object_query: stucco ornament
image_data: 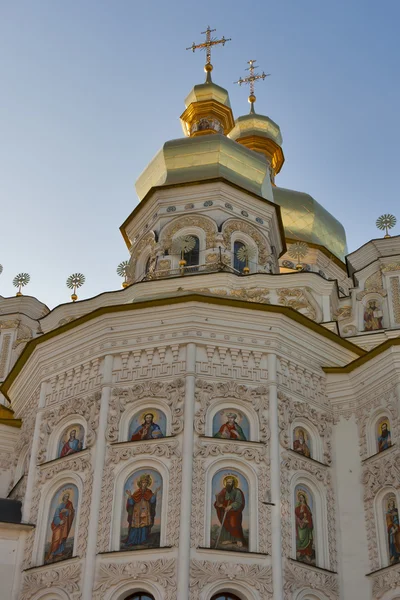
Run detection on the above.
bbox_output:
[190,559,273,599]
[20,561,81,600]
[37,391,101,464]
[93,558,176,600]
[284,559,338,600]
[277,287,319,321]
[107,378,185,442]
[160,215,217,251]
[371,564,400,598]
[127,230,157,281]
[191,286,271,304]
[222,218,270,266]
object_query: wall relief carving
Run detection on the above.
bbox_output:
[284,559,339,600]
[371,564,400,599]
[160,215,217,251]
[277,287,319,321]
[20,559,81,600]
[222,219,270,266]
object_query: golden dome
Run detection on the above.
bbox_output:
[273,186,348,261]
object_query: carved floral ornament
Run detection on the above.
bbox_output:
[222,218,270,265]
[284,559,339,600]
[371,564,400,599]
[355,389,399,460]
[97,439,182,553]
[21,561,82,600]
[37,391,101,464]
[127,230,157,278]
[160,214,218,251]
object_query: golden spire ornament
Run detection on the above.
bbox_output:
[66,273,85,302]
[236,244,256,274]
[13,273,30,296]
[376,214,396,238]
[288,242,308,271]
[234,60,269,114]
[186,26,231,82]
[171,235,196,273]
[117,261,130,288]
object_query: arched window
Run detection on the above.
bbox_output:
[125,594,155,600]
[211,594,242,600]
[184,236,200,267]
[233,240,246,272]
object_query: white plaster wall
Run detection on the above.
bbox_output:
[0,525,20,600]
[333,415,371,600]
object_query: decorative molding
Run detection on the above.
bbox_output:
[334,305,352,321]
[191,286,271,304]
[107,378,185,442]
[37,391,101,463]
[356,288,387,300]
[277,358,327,405]
[278,390,333,464]
[20,561,82,600]
[127,230,157,279]
[371,564,400,599]
[222,219,270,266]
[381,263,400,273]
[97,439,181,552]
[280,452,337,571]
[284,559,339,600]
[0,333,12,379]
[190,559,273,599]
[194,379,269,442]
[390,276,400,323]
[44,359,101,405]
[355,388,399,460]
[160,215,217,251]
[277,288,318,321]
[93,558,176,600]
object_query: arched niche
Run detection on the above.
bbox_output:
[111,458,169,552]
[231,232,259,274]
[359,293,386,332]
[293,591,330,600]
[169,226,205,270]
[202,580,257,600]
[31,591,71,600]
[128,231,157,282]
[32,472,83,567]
[47,414,87,462]
[106,580,163,600]
[159,214,218,255]
[119,400,171,442]
[205,458,258,553]
[290,473,330,570]
[222,218,270,267]
[367,409,393,456]
[290,419,322,462]
[207,402,255,442]
[374,486,400,567]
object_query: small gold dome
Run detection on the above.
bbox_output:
[180,77,234,138]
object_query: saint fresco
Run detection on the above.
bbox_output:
[212,410,249,441]
[295,485,316,565]
[57,425,84,459]
[293,427,311,458]
[385,494,400,564]
[377,418,392,453]
[128,410,166,441]
[120,469,162,550]
[44,484,78,564]
[211,470,249,551]
[364,300,383,331]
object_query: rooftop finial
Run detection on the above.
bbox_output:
[186,26,231,83]
[234,60,269,113]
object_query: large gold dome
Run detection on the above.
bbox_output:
[273,186,348,261]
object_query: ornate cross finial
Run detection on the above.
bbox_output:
[234,60,269,113]
[186,26,231,82]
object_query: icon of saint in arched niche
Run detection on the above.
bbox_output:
[295,485,316,565]
[128,410,166,441]
[211,470,249,551]
[293,427,312,458]
[212,409,249,441]
[377,417,392,453]
[44,484,78,564]
[120,469,162,550]
[385,493,400,564]
[57,424,84,458]
[364,299,384,331]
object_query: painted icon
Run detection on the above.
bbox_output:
[58,424,84,458]
[293,427,312,458]
[364,299,383,331]
[128,410,166,441]
[295,485,316,565]
[385,493,400,564]
[212,410,249,441]
[44,484,78,564]
[377,417,392,453]
[211,470,249,551]
[120,469,162,550]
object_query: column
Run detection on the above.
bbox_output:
[82,354,114,600]
[268,352,284,600]
[177,342,196,600]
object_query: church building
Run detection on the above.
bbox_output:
[0,28,399,600]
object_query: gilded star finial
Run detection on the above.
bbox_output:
[376,214,396,238]
[186,26,231,83]
[234,60,270,114]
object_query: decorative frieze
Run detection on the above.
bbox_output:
[20,561,82,600]
[371,564,400,599]
[112,347,186,384]
[0,333,12,379]
[277,358,327,404]
[390,276,400,323]
[45,359,101,405]
[277,287,319,321]
[284,559,339,600]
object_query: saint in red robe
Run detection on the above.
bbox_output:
[214,486,245,545]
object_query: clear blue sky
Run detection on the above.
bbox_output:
[1,0,399,308]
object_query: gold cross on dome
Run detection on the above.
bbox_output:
[187,26,231,79]
[234,60,270,112]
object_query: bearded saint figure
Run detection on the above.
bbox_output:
[45,492,75,563]
[214,413,247,441]
[130,413,163,441]
[295,491,315,564]
[124,474,160,547]
[378,422,392,452]
[386,498,400,564]
[214,475,246,548]
[60,429,83,458]
[364,300,383,331]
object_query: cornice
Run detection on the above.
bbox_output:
[0,292,365,402]
[323,337,400,373]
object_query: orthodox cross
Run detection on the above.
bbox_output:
[234,60,269,112]
[187,26,231,81]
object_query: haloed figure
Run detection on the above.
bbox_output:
[130,413,163,441]
[214,413,247,441]
[124,474,160,547]
[45,492,75,563]
[295,491,315,564]
[214,475,246,548]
